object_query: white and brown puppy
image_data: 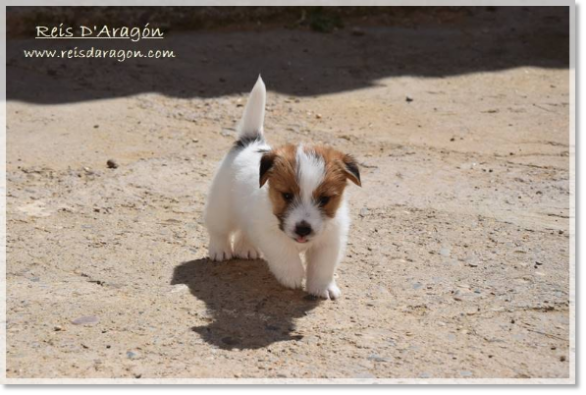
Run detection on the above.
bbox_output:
[204,76,360,299]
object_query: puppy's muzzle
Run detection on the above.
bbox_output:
[294,221,313,243]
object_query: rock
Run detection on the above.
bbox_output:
[126,350,140,359]
[71,316,99,326]
[439,247,451,257]
[351,27,365,36]
[170,284,188,293]
[106,159,118,169]
[406,96,414,103]
[464,255,479,267]
[367,354,390,362]
[17,201,52,218]
[359,207,369,217]
[459,370,473,377]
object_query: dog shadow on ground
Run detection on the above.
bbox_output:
[171,258,320,350]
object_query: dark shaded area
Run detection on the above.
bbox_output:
[171,258,320,350]
[3,6,511,36]
[7,6,569,104]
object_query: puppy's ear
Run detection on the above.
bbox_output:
[259,152,276,187]
[341,154,361,186]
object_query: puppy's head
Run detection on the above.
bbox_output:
[259,144,361,243]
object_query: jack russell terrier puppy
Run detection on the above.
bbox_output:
[204,76,361,299]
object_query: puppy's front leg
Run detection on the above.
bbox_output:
[306,238,343,300]
[258,235,305,289]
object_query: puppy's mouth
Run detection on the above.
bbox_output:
[295,236,309,244]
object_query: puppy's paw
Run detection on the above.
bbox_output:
[307,282,341,300]
[233,240,260,260]
[208,240,233,261]
[273,264,305,290]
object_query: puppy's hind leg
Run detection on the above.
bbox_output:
[204,170,234,262]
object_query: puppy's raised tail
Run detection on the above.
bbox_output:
[235,75,266,147]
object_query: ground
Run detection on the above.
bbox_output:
[5,7,571,380]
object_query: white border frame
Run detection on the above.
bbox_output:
[0,0,577,385]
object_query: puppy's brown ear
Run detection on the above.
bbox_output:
[259,152,276,187]
[342,154,361,186]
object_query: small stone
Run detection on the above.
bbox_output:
[406,96,414,103]
[315,113,322,119]
[560,356,566,362]
[170,284,188,293]
[439,247,451,257]
[71,316,99,326]
[54,325,63,331]
[127,350,140,359]
[367,354,390,362]
[359,207,369,217]
[351,27,365,36]
[93,125,99,129]
[106,159,118,169]
[459,370,473,377]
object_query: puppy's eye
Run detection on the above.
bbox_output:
[282,193,293,202]
[318,196,331,206]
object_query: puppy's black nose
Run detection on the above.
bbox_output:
[295,222,312,237]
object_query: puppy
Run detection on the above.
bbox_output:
[203,76,361,299]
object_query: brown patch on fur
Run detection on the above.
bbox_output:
[260,144,361,223]
[261,144,300,226]
[310,146,360,218]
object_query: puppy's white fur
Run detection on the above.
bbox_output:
[203,76,351,299]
